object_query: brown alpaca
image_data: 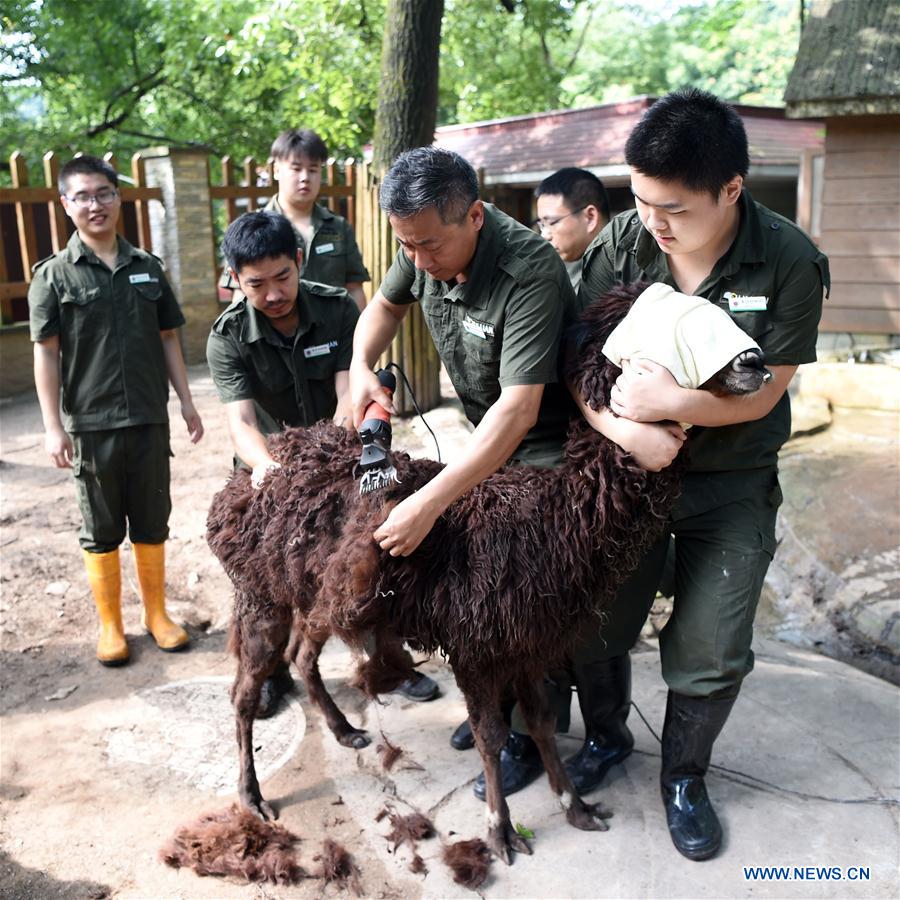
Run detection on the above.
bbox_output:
[206,283,770,863]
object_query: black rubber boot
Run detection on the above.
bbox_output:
[393,671,440,702]
[660,690,737,861]
[473,730,544,801]
[564,654,634,795]
[255,660,294,720]
[450,718,475,750]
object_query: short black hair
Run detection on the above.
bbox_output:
[58,155,118,195]
[379,146,479,224]
[535,167,610,221]
[270,129,329,163]
[624,88,749,198]
[222,211,298,274]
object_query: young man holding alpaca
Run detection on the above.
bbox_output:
[349,146,580,795]
[575,88,829,860]
[29,155,204,667]
[218,129,369,311]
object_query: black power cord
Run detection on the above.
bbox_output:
[382,362,442,463]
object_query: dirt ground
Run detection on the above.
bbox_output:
[1,364,896,898]
[0,366,456,899]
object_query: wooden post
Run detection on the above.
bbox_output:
[42,152,69,253]
[103,153,127,237]
[345,161,355,228]
[11,153,39,284]
[131,153,153,250]
[243,157,258,211]
[325,161,337,212]
[222,156,238,223]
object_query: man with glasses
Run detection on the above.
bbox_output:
[349,146,579,795]
[534,167,610,293]
[29,155,204,667]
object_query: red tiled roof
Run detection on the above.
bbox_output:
[434,97,824,181]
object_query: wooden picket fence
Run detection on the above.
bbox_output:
[0,151,161,325]
[355,161,441,413]
[210,155,357,227]
[1,149,441,413]
[211,155,441,413]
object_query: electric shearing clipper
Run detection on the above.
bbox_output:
[357,368,402,495]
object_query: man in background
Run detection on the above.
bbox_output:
[219,128,369,310]
[534,167,610,293]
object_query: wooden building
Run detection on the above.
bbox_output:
[785,0,900,336]
[433,97,824,229]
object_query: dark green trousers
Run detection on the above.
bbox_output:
[512,467,782,732]
[72,424,172,553]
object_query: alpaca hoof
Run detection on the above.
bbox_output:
[567,799,612,831]
[487,822,532,865]
[338,729,371,749]
[243,795,277,821]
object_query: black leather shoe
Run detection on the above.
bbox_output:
[255,662,294,720]
[473,731,544,801]
[663,775,722,860]
[450,718,475,750]
[564,733,633,795]
[394,671,439,702]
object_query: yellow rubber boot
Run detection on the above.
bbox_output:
[83,548,129,666]
[133,542,189,652]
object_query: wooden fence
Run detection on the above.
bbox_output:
[210,155,440,413]
[1,150,441,412]
[0,152,162,326]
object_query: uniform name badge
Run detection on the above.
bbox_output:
[129,273,157,284]
[724,291,768,312]
[304,341,335,358]
[315,243,335,254]
[462,314,495,340]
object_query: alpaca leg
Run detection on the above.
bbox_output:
[294,631,370,749]
[231,605,291,820]
[458,676,531,864]
[514,677,612,832]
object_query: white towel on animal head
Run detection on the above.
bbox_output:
[601,282,761,389]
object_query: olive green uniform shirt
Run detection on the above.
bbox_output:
[28,233,185,432]
[207,281,359,436]
[219,197,369,296]
[580,190,829,475]
[379,203,579,465]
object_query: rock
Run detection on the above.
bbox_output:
[789,394,831,438]
[849,600,900,656]
[44,685,78,702]
[45,580,70,597]
[187,571,201,588]
[796,362,900,412]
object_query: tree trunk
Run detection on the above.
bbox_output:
[372,0,444,174]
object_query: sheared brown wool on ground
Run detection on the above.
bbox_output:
[376,732,404,771]
[385,811,435,851]
[443,838,494,888]
[312,837,362,895]
[208,283,771,863]
[159,804,305,885]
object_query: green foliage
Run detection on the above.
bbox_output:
[439,0,590,123]
[1,0,801,184]
[1,0,383,178]
[514,822,535,839]
[562,0,801,108]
